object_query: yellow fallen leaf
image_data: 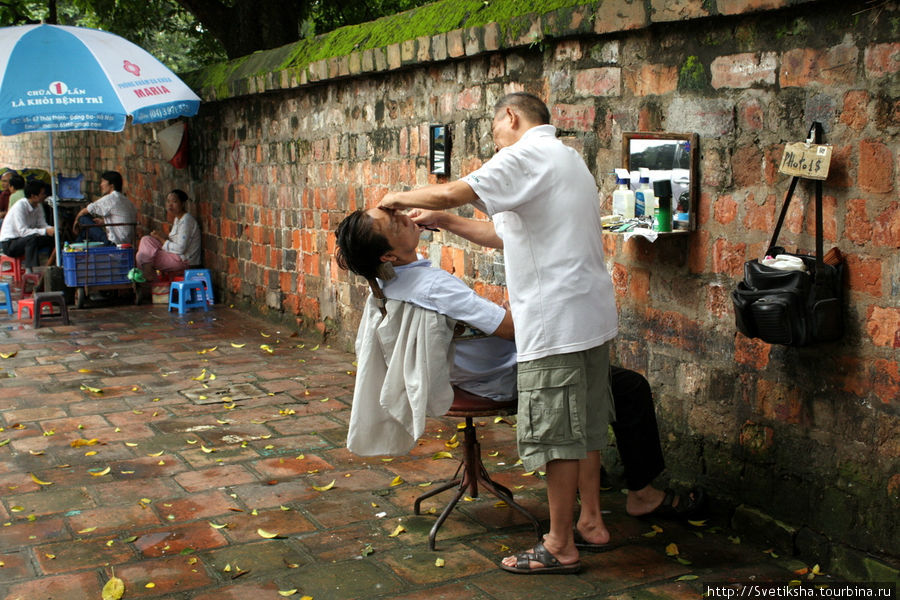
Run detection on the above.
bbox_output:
[487,451,499,457]
[45,553,56,559]
[665,543,679,556]
[215,418,229,424]
[101,576,125,600]
[1,351,18,359]
[494,501,508,508]
[522,471,534,477]
[125,442,138,447]
[209,522,228,529]
[148,451,164,457]
[230,342,246,348]
[77,526,97,534]
[652,525,664,533]
[380,458,393,462]
[70,438,99,447]
[197,346,217,354]
[209,373,217,381]
[257,528,279,539]
[192,369,208,381]
[223,563,232,572]
[435,557,445,567]
[140,498,152,504]
[91,466,111,477]
[432,451,453,460]
[312,480,335,492]
[676,574,699,581]
[687,519,707,527]
[30,473,53,486]
[157,460,165,465]
[80,384,103,394]
[388,524,406,537]
[390,476,404,486]
[295,454,305,460]
[77,368,93,373]
[278,591,297,597]
[811,564,824,576]
[260,344,273,353]
[0,439,9,447]
[145,582,155,588]
[200,445,214,453]
[418,482,432,487]
[29,450,44,456]
[310,344,319,351]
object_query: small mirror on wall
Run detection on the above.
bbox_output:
[430,124,450,176]
[623,131,698,231]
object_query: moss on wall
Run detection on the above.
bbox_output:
[185,0,592,98]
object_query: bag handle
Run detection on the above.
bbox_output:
[766,122,825,272]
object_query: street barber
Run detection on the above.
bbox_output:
[379,91,618,574]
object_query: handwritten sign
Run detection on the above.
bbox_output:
[778,142,832,180]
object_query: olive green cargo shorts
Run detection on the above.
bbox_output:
[516,342,614,473]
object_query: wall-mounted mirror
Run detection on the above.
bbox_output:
[430,124,450,176]
[623,132,698,232]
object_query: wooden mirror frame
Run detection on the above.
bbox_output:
[622,131,699,232]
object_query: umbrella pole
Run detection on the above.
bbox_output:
[48,131,61,267]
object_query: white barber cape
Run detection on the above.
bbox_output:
[347,295,456,456]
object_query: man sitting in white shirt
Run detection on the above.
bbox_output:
[0,180,55,273]
[74,170,136,245]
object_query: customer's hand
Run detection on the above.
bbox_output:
[45,226,55,236]
[409,209,442,230]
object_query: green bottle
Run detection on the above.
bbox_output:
[652,180,672,233]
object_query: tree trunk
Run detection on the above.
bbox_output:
[177,0,304,59]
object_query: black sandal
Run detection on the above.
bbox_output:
[500,541,582,575]
[641,488,706,521]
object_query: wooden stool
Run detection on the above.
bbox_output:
[414,386,542,550]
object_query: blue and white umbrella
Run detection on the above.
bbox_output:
[0,23,201,263]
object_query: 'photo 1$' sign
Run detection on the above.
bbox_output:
[778,142,832,180]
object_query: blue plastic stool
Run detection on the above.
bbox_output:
[184,269,214,305]
[168,280,208,314]
[0,282,12,315]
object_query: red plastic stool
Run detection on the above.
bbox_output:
[18,296,54,320]
[0,254,24,286]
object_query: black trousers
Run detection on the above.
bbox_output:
[1,234,55,269]
[610,365,666,491]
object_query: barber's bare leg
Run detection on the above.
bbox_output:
[501,458,580,569]
[575,450,610,545]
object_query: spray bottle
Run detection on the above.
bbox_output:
[612,168,635,219]
[634,168,656,218]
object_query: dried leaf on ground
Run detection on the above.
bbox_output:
[312,480,335,492]
[101,576,125,600]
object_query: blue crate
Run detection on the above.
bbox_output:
[63,246,134,287]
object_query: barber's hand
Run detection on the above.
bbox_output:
[380,192,400,210]
[409,209,442,230]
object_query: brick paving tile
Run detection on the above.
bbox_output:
[0,305,830,599]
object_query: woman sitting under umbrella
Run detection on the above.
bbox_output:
[135,189,200,281]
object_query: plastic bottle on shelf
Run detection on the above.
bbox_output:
[652,179,673,232]
[611,168,635,219]
[634,168,656,218]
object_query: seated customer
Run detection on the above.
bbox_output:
[7,173,25,209]
[0,180,54,273]
[335,207,704,522]
[74,170,136,245]
[135,189,201,281]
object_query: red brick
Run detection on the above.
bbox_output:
[35,537,133,574]
[826,144,854,189]
[155,489,238,522]
[554,40,583,61]
[844,253,883,297]
[872,201,900,248]
[713,194,737,224]
[574,67,622,97]
[844,198,873,245]
[712,237,746,276]
[629,267,651,304]
[717,0,788,14]
[873,359,900,405]
[0,518,69,549]
[866,306,900,348]
[134,521,228,558]
[687,229,710,273]
[4,571,102,600]
[734,334,771,369]
[858,139,894,194]
[611,262,628,299]
[113,554,216,597]
[457,86,482,111]
[732,144,763,188]
[594,0,647,33]
[651,0,711,21]
[624,64,678,96]
[780,44,858,87]
[68,503,161,537]
[864,42,900,78]
[803,194,837,243]
[764,146,783,185]
[840,90,870,131]
[739,97,765,131]
[174,464,257,492]
[711,52,777,88]
[705,283,731,322]
[551,103,596,131]
[222,507,318,543]
[756,379,803,424]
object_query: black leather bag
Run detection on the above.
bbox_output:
[731,123,843,347]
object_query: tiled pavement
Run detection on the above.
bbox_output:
[0,299,834,599]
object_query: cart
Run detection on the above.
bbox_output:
[63,243,137,308]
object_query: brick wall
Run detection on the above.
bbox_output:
[0,0,897,571]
